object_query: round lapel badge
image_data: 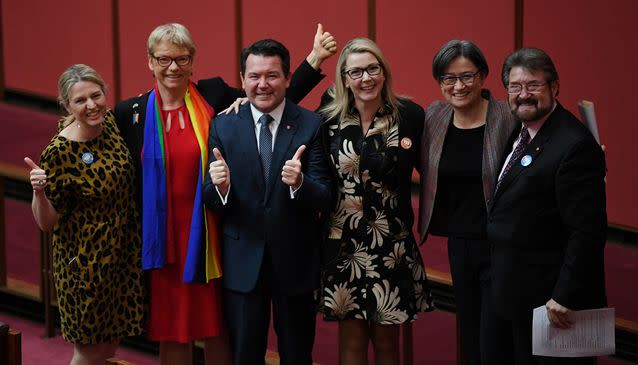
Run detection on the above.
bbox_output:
[82,152,95,165]
[400,137,413,150]
[520,154,532,167]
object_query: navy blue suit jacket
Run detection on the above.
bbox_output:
[203,101,332,295]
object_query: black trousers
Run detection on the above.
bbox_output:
[447,236,491,365]
[223,251,316,365]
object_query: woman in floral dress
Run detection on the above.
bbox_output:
[318,38,434,365]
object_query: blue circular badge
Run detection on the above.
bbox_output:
[82,152,94,165]
[520,154,532,167]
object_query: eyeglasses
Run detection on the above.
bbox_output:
[439,70,481,86]
[343,63,383,80]
[152,55,192,67]
[507,82,547,94]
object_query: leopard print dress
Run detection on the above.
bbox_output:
[39,110,144,344]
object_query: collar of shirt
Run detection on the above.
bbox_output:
[250,100,286,131]
[522,101,557,140]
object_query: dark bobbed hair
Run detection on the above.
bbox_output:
[240,39,290,76]
[501,47,559,87]
[432,40,489,80]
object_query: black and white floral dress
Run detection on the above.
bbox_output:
[320,102,434,324]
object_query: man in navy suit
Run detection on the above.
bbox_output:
[203,39,331,365]
[483,48,607,364]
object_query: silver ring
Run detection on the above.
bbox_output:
[38,179,45,186]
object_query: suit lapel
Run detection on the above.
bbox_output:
[492,111,559,202]
[237,104,266,194]
[481,98,519,206]
[266,100,299,201]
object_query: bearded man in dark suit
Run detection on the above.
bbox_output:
[483,47,607,365]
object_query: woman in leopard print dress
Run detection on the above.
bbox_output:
[25,64,143,364]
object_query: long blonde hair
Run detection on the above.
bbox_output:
[57,64,107,128]
[319,38,402,122]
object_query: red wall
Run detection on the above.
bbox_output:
[377,0,515,107]
[2,0,115,104]
[523,0,638,229]
[1,0,637,229]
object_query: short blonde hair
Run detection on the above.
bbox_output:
[147,23,196,57]
[319,38,401,122]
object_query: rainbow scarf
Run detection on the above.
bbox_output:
[141,82,222,283]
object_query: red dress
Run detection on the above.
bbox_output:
[147,105,223,342]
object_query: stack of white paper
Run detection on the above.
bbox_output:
[532,306,615,357]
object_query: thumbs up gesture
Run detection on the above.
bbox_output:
[282,145,306,189]
[24,157,47,192]
[209,148,230,195]
[306,23,338,69]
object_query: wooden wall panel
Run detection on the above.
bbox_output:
[241,0,368,110]
[377,0,515,108]
[2,0,115,104]
[117,0,237,101]
[523,0,638,228]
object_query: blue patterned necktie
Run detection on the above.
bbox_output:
[495,126,530,193]
[258,114,274,185]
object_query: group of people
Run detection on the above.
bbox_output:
[25,20,607,365]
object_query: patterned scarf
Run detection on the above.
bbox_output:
[141,82,222,283]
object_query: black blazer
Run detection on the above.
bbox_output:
[114,60,324,209]
[487,103,607,319]
[203,101,332,295]
[319,95,425,246]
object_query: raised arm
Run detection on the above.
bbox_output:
[287,23,337,104]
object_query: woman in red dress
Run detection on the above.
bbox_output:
[115,23,336,364]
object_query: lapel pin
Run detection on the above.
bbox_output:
[82,152,95,165]
[400,137,413,149]
[521,154,532,167]
[286,125,291,130]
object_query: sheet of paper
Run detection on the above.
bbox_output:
[578,100,601,144]
[532,306,615,357]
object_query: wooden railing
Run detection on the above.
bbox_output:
[0,162,55,337]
